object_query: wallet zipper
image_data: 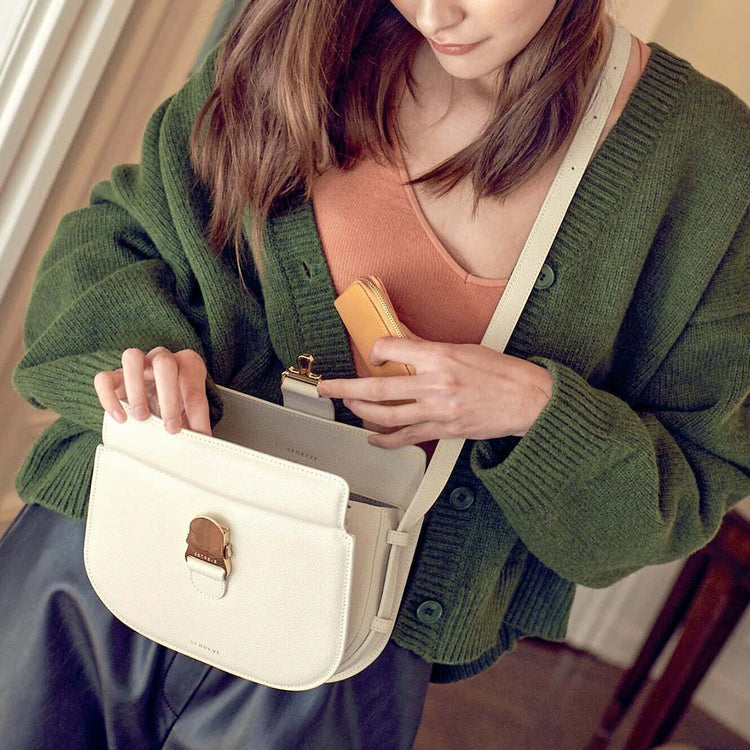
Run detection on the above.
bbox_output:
[361,277,405,339]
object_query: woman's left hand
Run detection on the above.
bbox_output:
[316,323,553,449]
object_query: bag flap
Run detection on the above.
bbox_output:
[85,445,354,690]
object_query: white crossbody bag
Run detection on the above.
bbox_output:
[83,25,630,691]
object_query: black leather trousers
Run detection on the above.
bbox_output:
[0,504,432,750]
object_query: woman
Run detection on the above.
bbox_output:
[2,0,748,747]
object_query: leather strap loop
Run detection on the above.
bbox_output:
[370,616,394,634]
[186,555,228,599]
[281,377,336,420]
[386,529,410,547]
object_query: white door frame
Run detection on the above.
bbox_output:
[0,0,136,301]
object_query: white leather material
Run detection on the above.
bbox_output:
[84,393,425,689]
[386,530,410,547]
[85,442,356,690]
[211,385,426,511]
[370,617,394,633]
[186,556,228,599]
[84,24,631,690]
[281,377,336,420]
[341,499,401,663]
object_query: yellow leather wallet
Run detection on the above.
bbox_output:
[333,276,416,403]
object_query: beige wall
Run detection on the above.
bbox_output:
[616,0,749,104]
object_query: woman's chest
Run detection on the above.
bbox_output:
[395,35,647,281]
[398,134,565,280]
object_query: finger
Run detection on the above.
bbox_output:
[113,379,127,400]
[121,348,150,419]
[318,374,423,401]
[93,369,127,422]
[143,345,175,413]
[397,320,424,342]
[369,336,438,369]
[149,349,183,433]
[367,421,449,449]
[174,349,211,436]
[343,398,430,429]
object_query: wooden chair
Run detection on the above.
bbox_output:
[585,508,750,750]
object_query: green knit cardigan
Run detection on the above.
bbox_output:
[11,41,750,683]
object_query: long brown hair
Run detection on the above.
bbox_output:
[190,0,612,290]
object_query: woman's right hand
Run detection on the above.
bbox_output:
[93,347,212,436]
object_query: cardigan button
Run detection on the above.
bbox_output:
[534,263,556,289]
[416,600,444,625]
[449,486,475,510]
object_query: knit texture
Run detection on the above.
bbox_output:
[11,40,750,683]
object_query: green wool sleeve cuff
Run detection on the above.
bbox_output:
[469,354,747,588]
[13,418,101,520]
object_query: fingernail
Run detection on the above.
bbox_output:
[111,410,126,423]
[166,418,181,433]
[134,406,149,419]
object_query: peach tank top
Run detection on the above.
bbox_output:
[311,141,508,462]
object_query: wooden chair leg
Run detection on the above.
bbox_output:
[584,550,709,750]
[622,560,750,750]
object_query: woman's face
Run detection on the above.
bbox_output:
[390,0,557,83]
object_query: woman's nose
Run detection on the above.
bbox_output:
[414,0,466,41]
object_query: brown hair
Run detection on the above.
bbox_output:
[190,0,612,290]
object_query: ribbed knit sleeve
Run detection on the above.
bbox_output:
[13,170,222,432]
[11,44,275,519]
[471,208,750,588]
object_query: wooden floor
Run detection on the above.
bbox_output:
[1,498,747,750]
[413,638,750,750]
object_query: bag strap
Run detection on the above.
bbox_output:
[397,23,632,533]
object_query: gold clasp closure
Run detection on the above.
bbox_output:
[185,516,232,578]
[281,353,323,387]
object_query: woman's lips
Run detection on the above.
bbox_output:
[428,38,483,55]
